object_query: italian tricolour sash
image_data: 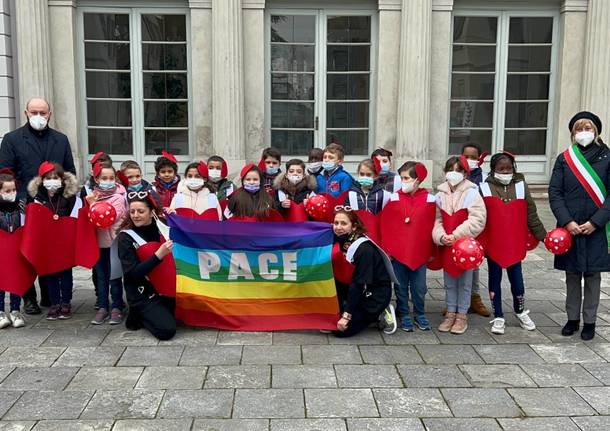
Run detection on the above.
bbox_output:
[564,144,610,244]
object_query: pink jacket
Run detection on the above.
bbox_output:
[94,184,127,248]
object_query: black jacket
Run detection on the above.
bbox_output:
[0,123,76,199]
[548,143,610,272]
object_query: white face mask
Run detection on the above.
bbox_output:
[0,192,16,202]
[208,169,222,181]
[467,159,479,170]
[494,172,513,185]
[445,171,465,187]
[401,181,415,193]
[575,131,595,147]
[307,162,322,173]
[287,175,303,184]
[185,178,204,190]
[28,114,48,131]
[43,179,62,191]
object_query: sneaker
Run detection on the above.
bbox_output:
[94,297,101,311]
[91,308,109,325]
[9,311,25,328]
[46,305,61,321]
[23,299,41,315]
[490,317,506,335]
[58,304,72,320]
[0,312,10,329]
[516,310,536,331]
[414,314,431,331]
[450,313,468,334]
[438,312,456,332]
[382,304,397,335]
[401,315,414,332]
[109,308,123,325]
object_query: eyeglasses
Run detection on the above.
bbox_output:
[334,205,353,212]
[127,191,149,200]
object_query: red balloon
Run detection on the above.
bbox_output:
[305,194,331,222]
[544,227,572,255]
[451,237,485,270]
[526,231,539,251]
[88,201,117,229]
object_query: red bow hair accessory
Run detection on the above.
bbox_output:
[38,161,55,177]
[92,162,103,178]
[161,150,177,164]
[240,163,256,179]
[197,161,209,178]
[459,155,471,174]
[415,163,428,182]
[220,160,228,178]
[372,157,382,175]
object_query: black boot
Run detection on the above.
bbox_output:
[581,323,595,341]
[39,280,50,308]
[23,297,41,315]
[561,320,580,336]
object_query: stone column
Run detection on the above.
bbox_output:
[13,0,53,118]
[375,0,402,152]
[212,0,245,163]
[395,0,432,161]
[581,0,610,130]
[243,0,265,162]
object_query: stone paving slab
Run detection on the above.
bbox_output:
[459,364,536,388]
[111,419,192,431]
[423,418,502,431]
[396,365,471,388]
[234,389,304,418]
[304,389,378,418]
[358,345,423,365]
[0,367,78,391]
[52,347,125,367]
[497,417,581,431]
[117,346,184,367]
[302,346,362,365]
[5,391,93,421]
[157,389,233,419]
[270,418,347,431]
[441,388,522,418]
[520,363,602,387]
[272,365,337,388]
[346,418,425,431]
[335,365,402,388]
[241,345,301,365]
[508,388,597,416]
[178,346,243,366]
[372,388,452,417]
[66,366,143,390]
[191,419,268,431]
[31,420,114,431]
[135,366,207,389]
[80,390,164,420]
[204,365,270,388]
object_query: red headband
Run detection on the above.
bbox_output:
[117,170,129,186]
[92,162,103,178]
[415,163,428,182]
[0,167,14,177]
[372,157,382,175]
[161,150,177,164]
[38,161,55,177]
[90,151,105,166]
[459,155,471,174]
[197,161,209,178]
[257,158,266,172]
[220,160,228,178]
[240,163,256,179]
[478,151,489,167]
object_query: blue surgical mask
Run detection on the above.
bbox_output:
[380,163,390,174]
[244,183,260,193]
[322,161,336,171]
[357,176,374,187]
[98,181,116,190]
[266,166,279,176]
[128,183,143,192]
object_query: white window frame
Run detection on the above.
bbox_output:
[450,7,559,183]
[76,6,193,175]
[264,7,378,163]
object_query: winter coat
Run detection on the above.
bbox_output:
[344,182,389,214]
[0,123,76,198]
[484,173,547,241]
[0,200,25,233]
[209,178,236,201]
[273,172,317,205]
[316,166,353,197]
[153,176,180,208]
[432,179,487,245]
[549,143,610,272]
[27,171,79,217]
[90,184,127,248]
[170,180,222,218]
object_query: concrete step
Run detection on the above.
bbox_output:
[529,184,548,200]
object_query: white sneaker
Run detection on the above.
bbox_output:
[0,312,10,329]
[9,311,25,328]
[490,317,506,335]
[516,310,536,331]
[382,304,398,335]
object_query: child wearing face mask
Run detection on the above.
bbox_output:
[86,164,127,325]
[259,147,282,197]
[227,164,276,221]
[152,151,180,210]
[27,162,80,320]
[206,155,236,201]
[169,162,222,219]
[274,159,317,211]
[345,159,389,214]
[482,152,546,335]
[371,148,399,193]
[119,160,163,210]
[306,148,324,177]
[432,156,486,335]
[0,171,26,328]
[380,162,436,332]
[316,143,354,198]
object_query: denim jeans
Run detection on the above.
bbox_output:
[444,270,473,314]
[41,269,73,306]
[95,247,124,311]
[392,261,427,318]
[487,259,525,318]
[0,291,21,311]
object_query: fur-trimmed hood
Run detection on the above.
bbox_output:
[273,172,317,192]
[27,171,79,199]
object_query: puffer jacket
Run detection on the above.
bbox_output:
[273,172,317,205]
[432,179,487,245]
[170,180,222,218]
[27,171,79,216]
[91,184,127,248]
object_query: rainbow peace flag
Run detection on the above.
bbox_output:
[168,215,340,331]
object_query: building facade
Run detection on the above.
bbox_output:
[1,0,609,184]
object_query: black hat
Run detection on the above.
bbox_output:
[569,111,602,134]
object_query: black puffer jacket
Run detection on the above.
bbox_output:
[548,142,610,272]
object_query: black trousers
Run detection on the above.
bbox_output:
[126,295,176,341]
[334,305,380,338]
[23,279,50,304]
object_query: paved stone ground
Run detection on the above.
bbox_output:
[1,201,610,430]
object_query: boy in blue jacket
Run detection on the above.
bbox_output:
[316,143,353,197]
